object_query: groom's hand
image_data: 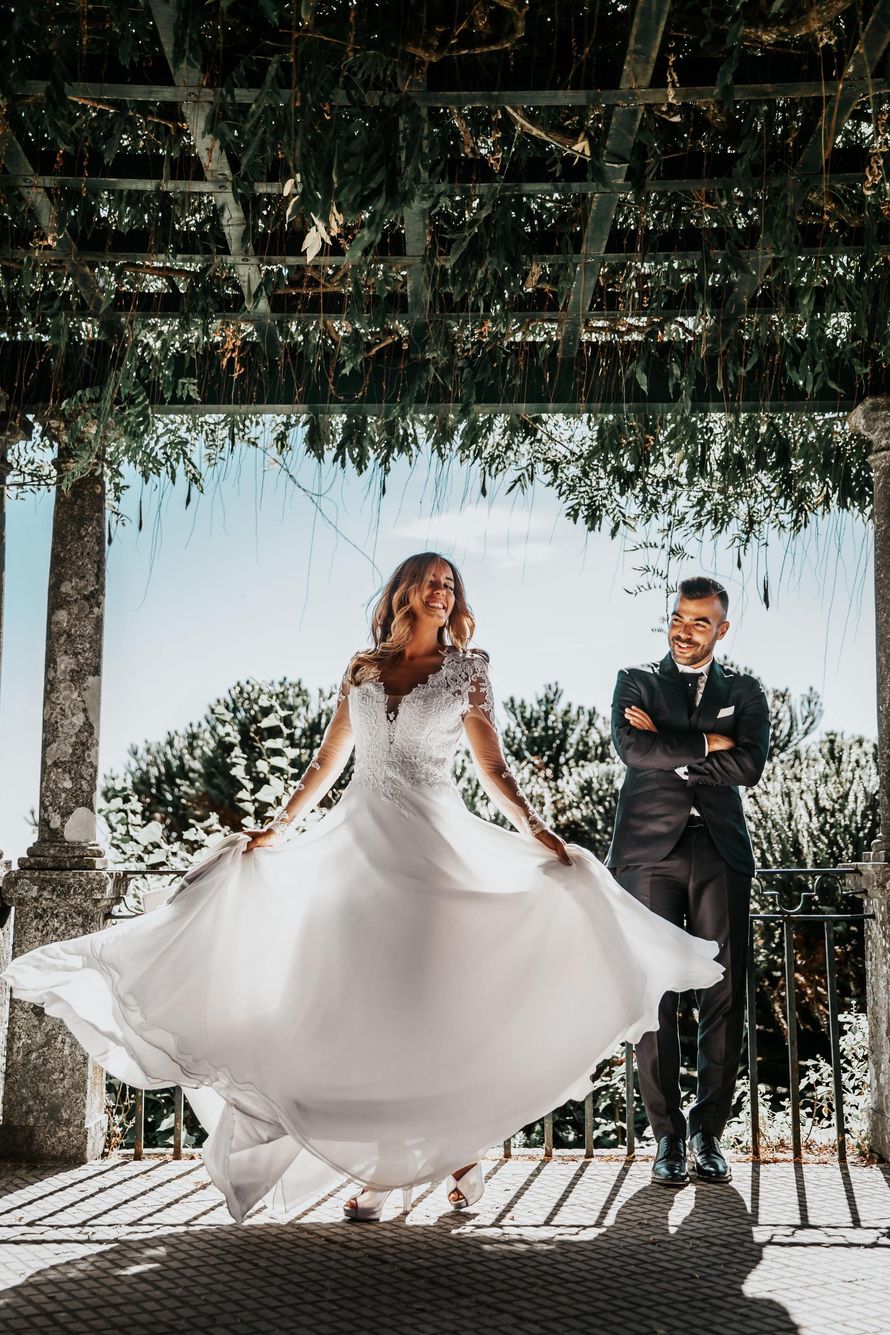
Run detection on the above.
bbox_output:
[624,706,657,732]
[705,733,736,752]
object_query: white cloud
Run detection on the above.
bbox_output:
[390,503,560,567]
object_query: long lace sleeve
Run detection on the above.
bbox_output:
[267,675,355,838]
[462,656,547,838]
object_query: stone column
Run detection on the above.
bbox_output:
[0,436,118,1161]
[848,397,890,1159]
[0,425,16,1116]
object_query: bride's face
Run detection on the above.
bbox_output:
[411,560,456,630]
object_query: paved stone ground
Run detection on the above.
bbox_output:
[0,1153,887,1334]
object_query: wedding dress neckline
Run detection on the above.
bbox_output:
[371,646,455,720]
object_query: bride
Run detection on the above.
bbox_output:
[2,551,722,1223]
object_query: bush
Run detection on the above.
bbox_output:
[102,679,349,890]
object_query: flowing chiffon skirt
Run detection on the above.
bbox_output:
[2,782,722,1221]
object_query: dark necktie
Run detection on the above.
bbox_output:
[684,673,704,718]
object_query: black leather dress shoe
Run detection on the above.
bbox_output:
[651,1134,689,1186]
[690,1132,732,1182]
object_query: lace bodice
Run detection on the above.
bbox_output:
[268,647,546,838]
[349,649,491,805]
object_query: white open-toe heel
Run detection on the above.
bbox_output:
[445,1163,485,1210]
[343,1185,413,1222]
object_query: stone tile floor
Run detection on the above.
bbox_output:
[0,1152,887,1334]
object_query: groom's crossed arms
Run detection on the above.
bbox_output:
[610,664,770,790]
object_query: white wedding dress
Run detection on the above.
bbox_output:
[3,648,722,1222]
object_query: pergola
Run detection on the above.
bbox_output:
[2,0,890,1163]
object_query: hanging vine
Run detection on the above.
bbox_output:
[0,0,888,544]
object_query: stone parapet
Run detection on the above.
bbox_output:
[0,867,117,1162]
[2,868,112,906]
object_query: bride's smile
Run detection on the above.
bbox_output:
[413,560,455,629]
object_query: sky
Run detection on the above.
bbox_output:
[0,447,876,861]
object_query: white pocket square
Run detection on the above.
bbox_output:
[717,705,735,718]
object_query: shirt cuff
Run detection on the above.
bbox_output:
[703,733,709,757]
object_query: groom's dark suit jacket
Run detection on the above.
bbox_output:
[606,655,770,876]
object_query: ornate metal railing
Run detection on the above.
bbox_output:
[501,865,870,1163]
[107,863,870,1162]
[745,867,870,1164]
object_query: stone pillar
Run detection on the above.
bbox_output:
[0,426,16,1116]
[0,437,117,1161]
[848,397,890,1159]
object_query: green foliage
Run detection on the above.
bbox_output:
[2,2,888,540]
[106,1081,205,1153]
[723,1011,870,1156]
[101,679,349,875]
[749,732,879,869]
[102,666,876,874]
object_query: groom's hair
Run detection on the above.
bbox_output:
[678,576,729,618]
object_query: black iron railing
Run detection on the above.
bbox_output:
[505,866,870,1161]
[746,867,870,1163]
[106,863,870,1162]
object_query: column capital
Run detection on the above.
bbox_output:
[849,397,890,456]
[17,840,108,872]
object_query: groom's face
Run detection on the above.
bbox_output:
[668,594,729,667]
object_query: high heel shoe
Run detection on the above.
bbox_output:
[445,1162,485,1210]
[342,1185,413,1222]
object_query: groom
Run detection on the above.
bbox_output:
[607,577,770,1186]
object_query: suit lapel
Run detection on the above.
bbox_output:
[691,659,730,727]
[657,653,690,728]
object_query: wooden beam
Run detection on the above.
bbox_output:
[5,241,887,268]
[403,72,429,330]
[2,290,869,323]
[560,0,670,360]
[3,171,866,197]
[15,78,890,108]
[720,0,890,341]
[148,0,280,359]
[145,398,863,416]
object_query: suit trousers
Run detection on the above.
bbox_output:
[614,823,751,1140]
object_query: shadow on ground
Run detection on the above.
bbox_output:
[0,1169,799,1335]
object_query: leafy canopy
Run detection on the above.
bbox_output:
[2,0,888,544]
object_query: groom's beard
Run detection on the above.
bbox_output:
[670,639,716,667]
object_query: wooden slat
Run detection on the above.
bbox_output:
[15,78,890,108]
[149,0,280,360]
[560,0,672,359]
[3,171,866,196]
[5,241,887,268]
[404,72,429,330]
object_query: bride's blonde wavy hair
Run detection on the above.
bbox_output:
[348,552,476,685]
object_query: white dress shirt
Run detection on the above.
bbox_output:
[674,656,714,814]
